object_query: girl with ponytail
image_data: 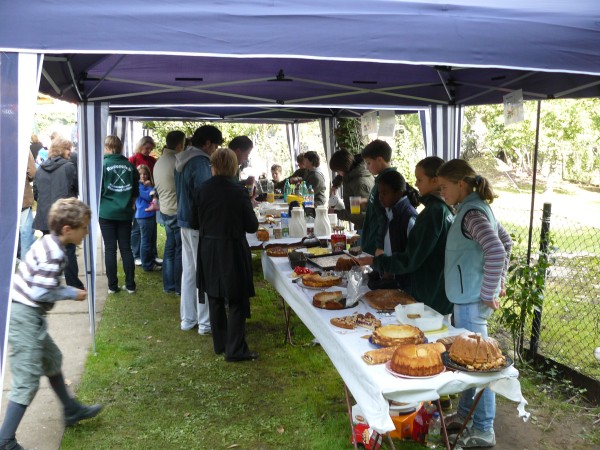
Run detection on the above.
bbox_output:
[437,158,513,448]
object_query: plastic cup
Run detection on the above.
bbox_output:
[350,196,361,214]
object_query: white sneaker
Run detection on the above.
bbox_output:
[122,285,136,294]
[154,258,163,265]
[134,258,142,266]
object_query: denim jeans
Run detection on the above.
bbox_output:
[137,217,157,271]
[161,213,182,293]
[454,301,496,432]
[99,218,136,292]
[19,207,35,259]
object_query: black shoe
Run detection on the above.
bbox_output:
[0,439,24,450]
[225,352,259,362]
[65,403,103,426]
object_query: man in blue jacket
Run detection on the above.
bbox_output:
[175,125,223,334]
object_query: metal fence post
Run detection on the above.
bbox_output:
[528,202,551,359]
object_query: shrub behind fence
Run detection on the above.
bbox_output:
[494,205,600,381]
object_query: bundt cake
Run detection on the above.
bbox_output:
[390,342,446,376]
[449,333,506,371]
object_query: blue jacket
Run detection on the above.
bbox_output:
[135,182,156,219]
[175,146,211,229]
[445,192,498,304]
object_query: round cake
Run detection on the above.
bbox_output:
[363,289,416,310]
[302,273,342,288]
[312,291,345,309]
[371,324,424,347]
[390,342,446,376]
[449,333,506,371]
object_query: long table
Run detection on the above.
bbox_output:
[262,252,529,435]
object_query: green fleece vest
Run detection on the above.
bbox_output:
[444,192,498,304]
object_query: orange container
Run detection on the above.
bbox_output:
[388,407,420,440]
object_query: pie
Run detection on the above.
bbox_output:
[362,289,416,310]
[370,324,425,347]
[330,312,381,330]
[302,273,342,288]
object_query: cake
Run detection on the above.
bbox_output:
[335,256,371,272]
[312,291,345,309]
[302,273,342,288]
[370,324,425,347]
[436,335,459,352]
[449,333,506,371]
[265,246,290,257]
[363,289,416,310]
[330,312,381,330]
[390,342,446,376]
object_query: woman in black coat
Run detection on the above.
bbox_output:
[191,148,259,362]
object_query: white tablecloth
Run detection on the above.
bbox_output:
[262,252,529,433]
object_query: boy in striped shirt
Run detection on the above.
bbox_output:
[0,198,102,450]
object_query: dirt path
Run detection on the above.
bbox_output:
[493,399,596,450]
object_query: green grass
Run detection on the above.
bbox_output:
[63,251,427,449]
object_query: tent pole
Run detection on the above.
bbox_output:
[526,100,542,265]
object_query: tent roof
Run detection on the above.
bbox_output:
[2,1,600,118]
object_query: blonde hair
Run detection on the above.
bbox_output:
[135,136,155,154]
[31,134,40,143]
[137,164,154,185]
[210,148,238,178]
[437,159,496,203]
[48,198,91,235]
[104,135,123,154]
[48,137,73,158]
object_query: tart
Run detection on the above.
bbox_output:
[363,289,416,310]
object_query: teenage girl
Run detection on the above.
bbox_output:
[136,164,161,272]
[370,157,454,315]
[437,159,513,448]
[370,170,419,292]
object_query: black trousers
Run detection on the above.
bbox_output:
[41,231,83,289]
[99,218,136,291]
[207,295,250,358]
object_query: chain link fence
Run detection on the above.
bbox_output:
[493,204,600,382]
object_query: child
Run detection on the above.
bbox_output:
[0,198,102,450]
[437,159,513,448]
[370,170,419,291]
[370,157,454,315]
[136,164,161,272]
[360,139,397,255]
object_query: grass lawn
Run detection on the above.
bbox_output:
[62,253,429,449]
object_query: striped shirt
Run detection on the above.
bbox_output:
[462,210,513,302]
[13,234,77,311]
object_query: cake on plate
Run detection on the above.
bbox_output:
[370,324,424,347]
[312,291,345,309]
[302,273,342,288]
[449,333,506,371]
[363,289,416,310]
[390,342,446,376]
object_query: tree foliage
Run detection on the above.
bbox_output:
[462,99,600,184]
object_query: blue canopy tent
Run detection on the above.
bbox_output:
[1,0,600,405]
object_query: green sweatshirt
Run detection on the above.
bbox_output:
[361,166,396,255]
[99,154,139,221]
[372,193,454,315]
